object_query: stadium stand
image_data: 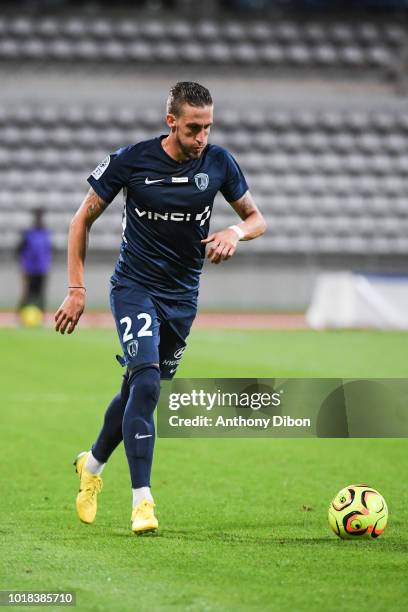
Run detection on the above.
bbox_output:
[1,104,408,256]
[1,2,408,269]
[0,15,405,76]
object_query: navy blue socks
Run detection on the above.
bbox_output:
[91,366,160,489]
[122,366,160,488]
[92,373,129,463]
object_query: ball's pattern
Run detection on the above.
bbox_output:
[328,484,388,540]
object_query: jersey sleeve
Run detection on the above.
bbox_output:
[220,149,249,203]
[87,146,134,203]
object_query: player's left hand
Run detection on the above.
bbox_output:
[201,229,240,264]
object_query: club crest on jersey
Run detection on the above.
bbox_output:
[91,156,110,180]
[127,340,138,358]
[194,173,209,191]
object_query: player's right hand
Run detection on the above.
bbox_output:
[54,289,86,334]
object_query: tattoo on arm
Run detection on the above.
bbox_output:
[84,189,109,227]
[229,190,258,220]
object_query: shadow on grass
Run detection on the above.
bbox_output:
[66,525,407,552]
[119,530,408,552]
[148,530,334,546]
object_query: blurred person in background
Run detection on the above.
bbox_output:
[16,208,52,324]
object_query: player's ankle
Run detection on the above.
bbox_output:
[85,451,106,476]
[132,486,153,506]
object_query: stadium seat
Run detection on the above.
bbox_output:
[195,21,219,42]
[127,41,152,61]
[314,44,340,66]
[247,22,271,42]
[166,21,191,41]
[179,42,204,63]
[232,43,259,64]
[222,22,247,42]
[63,19,87,39]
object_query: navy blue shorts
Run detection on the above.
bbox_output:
[110,277,197,379]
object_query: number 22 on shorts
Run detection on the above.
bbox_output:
[120,313,152,341]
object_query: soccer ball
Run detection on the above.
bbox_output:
[20,305,43,328]
[328,484,388,540]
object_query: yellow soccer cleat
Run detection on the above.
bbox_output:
[74,451,103,524]
[131,499,158,535]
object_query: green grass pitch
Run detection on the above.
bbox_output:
[1,327,408,611]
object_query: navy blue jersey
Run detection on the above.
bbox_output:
[87,136,248,299]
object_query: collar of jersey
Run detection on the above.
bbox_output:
[157,135,206,167]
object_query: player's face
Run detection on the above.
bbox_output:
[168,104,213,160]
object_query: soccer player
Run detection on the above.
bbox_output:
[55,82,266,534]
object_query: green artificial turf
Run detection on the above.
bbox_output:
[0,327,407,611]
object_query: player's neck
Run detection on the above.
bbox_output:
[161,135,188,163]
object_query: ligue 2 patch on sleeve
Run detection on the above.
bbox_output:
[91,155,110,180]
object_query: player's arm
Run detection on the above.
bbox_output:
[54,188,108,334]
[201,190,266,264]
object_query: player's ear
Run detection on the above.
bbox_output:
[166,113,177,131]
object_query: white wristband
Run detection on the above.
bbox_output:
[228,225,245,240]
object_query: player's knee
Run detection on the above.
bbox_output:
[127,365,161,414]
